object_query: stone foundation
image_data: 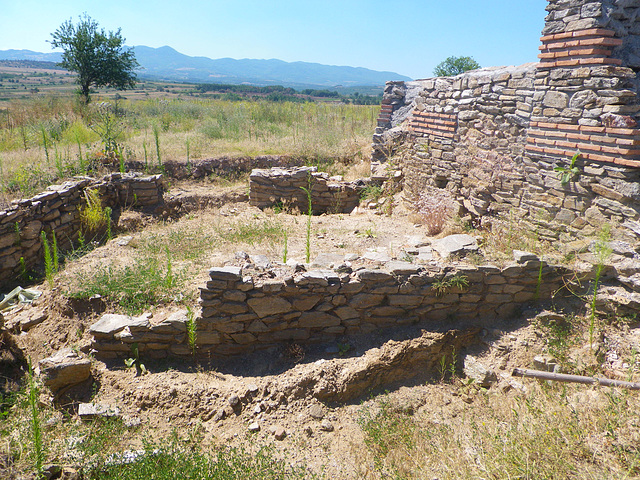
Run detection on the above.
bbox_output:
[249,166,365,214]
[0,173,164,290]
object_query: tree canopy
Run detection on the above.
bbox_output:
[51,14,139,103]
[433,56,481,77]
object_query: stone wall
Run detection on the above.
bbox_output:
[89,251,576,359]
[249,166,365,214]
[0,173,163,290]
[371,0,640,244]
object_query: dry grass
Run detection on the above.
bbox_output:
[358,367,640,479]
[0,95,377,199]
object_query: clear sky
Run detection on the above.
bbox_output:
[1,0,547,80]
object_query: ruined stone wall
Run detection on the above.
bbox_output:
[249,166,364,214]
[372,0,640,243]
[0,173,163,290]
[89,253,574,359]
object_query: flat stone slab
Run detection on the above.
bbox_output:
[385,261,421,276]
[363,249,391,264]
[209,266,242,281]
[78,403,120,418]
[431,234,478,259]
[311,253,345,269]
[89,314,150,338]
[513,250,538,264]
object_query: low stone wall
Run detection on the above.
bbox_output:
[249,166,365,214]
[89,252,576,359]
[0,173,163,290]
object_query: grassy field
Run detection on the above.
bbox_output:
[0,76,378,202]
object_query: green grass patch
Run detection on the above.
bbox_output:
[218,218,286,246]
[85,442,311,480]
[67,255,186,314]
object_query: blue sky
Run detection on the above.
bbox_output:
[1,0,547,79]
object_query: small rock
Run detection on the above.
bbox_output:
[115,236,133,246]
[228,395,240,408]
[463,356,497,387]
[78,403,120,419]
[309,404,325,419]
[513,250,538,264]
[248,422,260,432]
[532,355,559,372]
[320,419,334,432]
[213,410,226,422]
[269,425,287,440]
[123,416,142,427]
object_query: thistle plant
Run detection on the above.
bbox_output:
[41,230,54,286]
[186,306,197,357]
[300,182,313,263]
[414,188,455,236]
[153,124,162,169]
[283,230,288,264]
[589,226,613,348]
[40,124,50,164]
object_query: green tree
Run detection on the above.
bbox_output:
[433,56,481,77]
[50,14,138,103]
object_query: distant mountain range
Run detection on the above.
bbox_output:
[0,46,412,88]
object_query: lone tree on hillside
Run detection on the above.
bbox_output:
[50,14,138,103]
[433,56,481,77]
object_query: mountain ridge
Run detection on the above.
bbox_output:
[0,46,412,88]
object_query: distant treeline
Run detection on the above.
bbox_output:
[195,83,382,104]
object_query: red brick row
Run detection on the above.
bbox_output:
[530,121,640,137]
[412,123,455,133]
[409,126,456,139]
[413,111,457,120]
[527,135,640,156]
[540,28,616,42]
[526,144,640,168]
[528,128,640,146]
[537,57,623,68]
[412,117,457,128]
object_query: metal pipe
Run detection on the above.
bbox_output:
[512,368,640,390]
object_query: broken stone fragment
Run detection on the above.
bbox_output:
[269,425,286,440]
[248,422,260,432]
[463,356,497,388]
[78,403,120,418]
[38,349,91,393]
[89,314,150,339]
[431,234,479,259]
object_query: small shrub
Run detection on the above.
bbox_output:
[414,188,455,236]
[80,189,109,239]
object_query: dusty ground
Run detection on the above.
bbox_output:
[2,179,640,478]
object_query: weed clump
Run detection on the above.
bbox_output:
[413,187,455,236]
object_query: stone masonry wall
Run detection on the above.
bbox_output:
[249,166,365,214]
[372,0,640,244]
[0,173,163,290]
[89,252,574,359]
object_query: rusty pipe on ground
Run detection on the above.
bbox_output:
[512,368,640,390]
